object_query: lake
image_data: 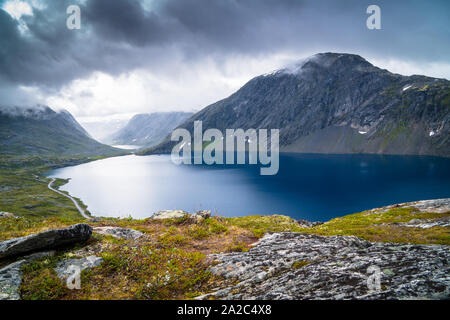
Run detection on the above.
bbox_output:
[47,153,450,221]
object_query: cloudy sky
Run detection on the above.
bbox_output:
[1,0,449,127]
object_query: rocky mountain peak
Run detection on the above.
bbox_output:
[273,52,374,78]
[142,52,450,157]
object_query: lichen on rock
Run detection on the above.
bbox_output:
[198,232,450,300]
[93,226,144,240]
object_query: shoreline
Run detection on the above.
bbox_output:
[47,178,90,220]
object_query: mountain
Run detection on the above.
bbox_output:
[79,118,129,143]
[141,53,450,157]
[106,112,194,147]
[0,105,123,156]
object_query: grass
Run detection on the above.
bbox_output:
[13,216,255,300]
[20,255,70,300]
[227,214,305,238]
[0,153,99,220]
[296,207,450,245]
[0,170,85,220]
[227,208,449,245]
[0,216,84,241]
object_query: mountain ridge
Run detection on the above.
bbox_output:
[140,52,450,157]
[0,105,124,157]
[106,111,194,147]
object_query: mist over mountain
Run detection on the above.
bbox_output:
[80,118,129,143]
[0,105,123,156]
[106,112,194,147]
[142,53,450,157]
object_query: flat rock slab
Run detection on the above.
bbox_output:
[396,217,450,229]
[93,227,144,240]
[198,233,450,300]
[368,198,450,214]
[54,256,103,281]
[0,224,92,259]
[0,251,55,300]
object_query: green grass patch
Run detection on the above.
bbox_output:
[297,207,450,245]
[20,254,72,300]
[227,214,303,238]
[292,260,311,269]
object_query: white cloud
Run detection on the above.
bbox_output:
[2,0,32,19]
[42,53,299,119]
[368,57,450,80]
[24,51,450,122]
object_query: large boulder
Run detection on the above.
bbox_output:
[0,224,92,259]
[188,210,212,222]
[151,210,188,220]
[194,210,211,219]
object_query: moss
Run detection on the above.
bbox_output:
[20,269,68,300]
[204,218,229,234]
[226,208,449,245]
[225,241,250,252]
[292,260,310,269]
[296,207,450,245]
[187,225,210,240]
[78,245,212,300]
[20,255,69,300]
[228,214,303,238]
[160,233,188,246]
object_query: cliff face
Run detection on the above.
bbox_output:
[142,53,450,157]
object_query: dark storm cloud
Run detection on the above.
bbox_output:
[0,0,91,88]
[0,0,449,91]
[85,0,171,46]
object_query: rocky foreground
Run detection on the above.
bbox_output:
[197,199,450,300]
[0,201,449,300]
[198,233,449,300]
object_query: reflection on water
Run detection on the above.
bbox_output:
[47,154,450,221]
[112,145,141,150]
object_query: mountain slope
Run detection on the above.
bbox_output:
[0,105,123,156]
[141,53,450,157]
[106,112,193,147]
[80,118,129,143]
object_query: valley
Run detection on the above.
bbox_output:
[0,53,448,301]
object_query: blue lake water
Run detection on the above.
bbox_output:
[47,154,450,221]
